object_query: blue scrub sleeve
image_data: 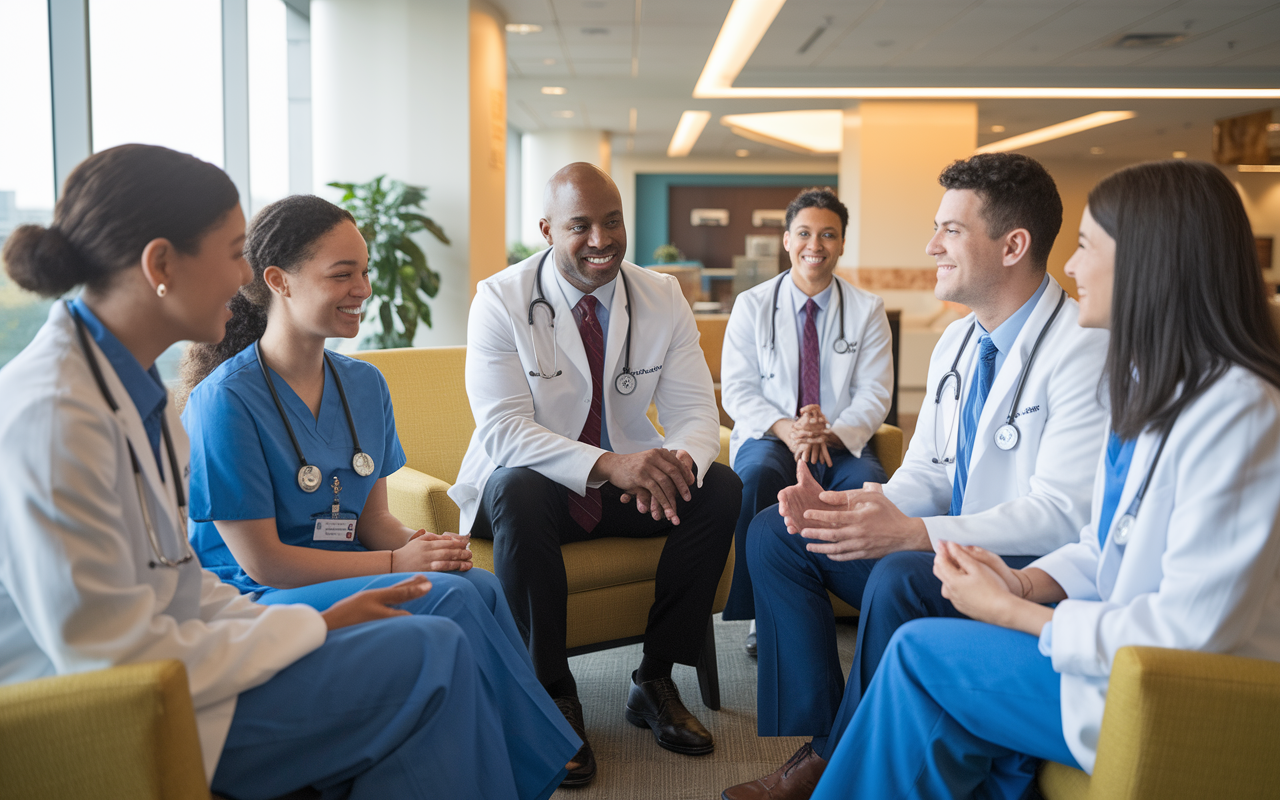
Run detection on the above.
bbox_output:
[375,369,408,479]
[184,383,279,522]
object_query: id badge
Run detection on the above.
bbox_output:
[314,518,357,542]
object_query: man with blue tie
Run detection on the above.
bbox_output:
[722,153,1110,800]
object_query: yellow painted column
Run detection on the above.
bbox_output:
[469,1,507,293]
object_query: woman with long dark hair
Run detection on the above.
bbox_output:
[0,145,576,800]
[808,160,1280,799]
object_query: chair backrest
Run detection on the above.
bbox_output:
[350,346,474,484]
[695,314,728,383]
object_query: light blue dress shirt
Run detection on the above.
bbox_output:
[976,274,1050,375]
[551,264,617,452]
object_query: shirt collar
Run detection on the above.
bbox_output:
[68,297,167,422]
[979,274,1050,356]
[786,272,834,314]
[551,258,617,314]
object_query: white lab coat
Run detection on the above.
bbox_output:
[450,249,722,534]
[0,303,327,781]
[721,273,893,465]
[885,278,1111,555]
[1031,365,1280,772]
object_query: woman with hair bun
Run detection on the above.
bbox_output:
[809,160,1280,799]
[0,145,577,800]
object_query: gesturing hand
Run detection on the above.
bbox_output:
[788,475,932,561]
[596,448,695,524]
[320,574,431,631]
[777,458,841,534]
[392,530,474,573]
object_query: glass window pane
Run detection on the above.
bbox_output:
[89,0,224,166]
[0,0,56,369]
[249,0,289,215]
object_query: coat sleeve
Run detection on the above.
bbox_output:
[881,327,959,519]
[919,329,1110,554]
[1049,378,1280,678]
[720,291,791,442]
[466,280,605,496]
[0,390,326,711]
[652,276,723,483]
[828,294,893,456]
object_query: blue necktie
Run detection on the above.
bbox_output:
[950,334,998,516]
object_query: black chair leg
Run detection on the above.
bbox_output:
[695,615,721,710]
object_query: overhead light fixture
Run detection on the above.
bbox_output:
[1090,146,1106,155]
[668,111,712,157]
[990,125,1006,133]
[735,149,750,157]
[691,1,1280,100]
[552,110,576,118]
[541,86,567,95]
[974,111,1136,154]
[721,110,842,154]
[1238,164,1280,172]
[1172,150,1188,158]
[506,23,543,34]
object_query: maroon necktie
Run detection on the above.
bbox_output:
[798,298,821,414]
[570,295,604,532]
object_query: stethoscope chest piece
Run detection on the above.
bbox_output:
[833,337,854,355]
[298,464,323,493]
[352,451,376,477]
[615,371,636,395]
[1112,514,1136,546]
[994,423,1019,451]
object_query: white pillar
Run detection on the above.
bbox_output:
[312,0,470,347]
[520,129,611,247]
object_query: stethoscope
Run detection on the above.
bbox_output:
[528,249,638,395]
[68,302,195,569]
[931,291,1066,464]
[1110,420,1176,547]
[256,343,375,493]
[767,270,854,355]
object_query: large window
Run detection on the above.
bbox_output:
[0,0,56,368]
[249,0,290,214]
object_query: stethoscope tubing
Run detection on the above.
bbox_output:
[767,270,851,355]
[68,301,193,569]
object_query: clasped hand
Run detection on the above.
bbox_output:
[776,459,929,560]
[933,542,1056,636]
[392,530,473,573]
[594,448,696,524]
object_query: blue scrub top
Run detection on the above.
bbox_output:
[1096,431,1137,549]
[183,343,407,594]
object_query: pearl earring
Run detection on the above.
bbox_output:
[156,284,167,298]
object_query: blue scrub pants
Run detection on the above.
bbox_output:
[722,438,885,620]
[749,513,1035,757]
[810,618,1078,800]
[212,570,580,800]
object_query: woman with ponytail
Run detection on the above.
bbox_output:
[0,145,577,800]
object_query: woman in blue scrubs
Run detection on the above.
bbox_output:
[810,160,1280,799]
[179,194,579,794]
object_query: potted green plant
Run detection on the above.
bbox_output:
[328,175,449,349]
[653,243,683,264]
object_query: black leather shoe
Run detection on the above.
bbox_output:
[554,696,596,787]
[745,629,758,657]
[624,671,714,755]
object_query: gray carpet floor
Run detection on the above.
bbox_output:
[550,615,859,800]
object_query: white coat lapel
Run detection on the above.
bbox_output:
[970,281,1063,471]
[544,258,591,385]
[826,280,858,392]
[772,274,800,413]
[602,266,631,391]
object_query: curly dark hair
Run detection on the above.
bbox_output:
[938,153,1062,268]
[784,187,848,237]
[178,195,355,404]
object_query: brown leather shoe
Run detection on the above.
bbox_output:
[721,743,827,800]
[554,696,596,787]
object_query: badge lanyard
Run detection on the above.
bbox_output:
[255,343,375,493]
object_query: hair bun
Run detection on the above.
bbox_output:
[1,224,91,298]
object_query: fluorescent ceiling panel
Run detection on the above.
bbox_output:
[974,111,1137,154]
[720,110,842,154]
[667,110,712,157]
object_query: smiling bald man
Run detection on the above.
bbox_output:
[449,163,741,786]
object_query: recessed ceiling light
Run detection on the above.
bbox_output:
[1238,164,1280,172]
[543,58,557,65]
[1172,150,1188,158]
[582,27,609,35]
[541,86,567,95]
[668,111,712,157]
[1090,146,1105,155]
[990,125,1006,133]
[505,23,543,34]
[735,149,750,157]
[1268,123,1280,132]
[975,112,1136,154]
[552,110,576,118]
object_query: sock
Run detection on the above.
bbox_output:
[546,674,578,701]
[636,655,673,684]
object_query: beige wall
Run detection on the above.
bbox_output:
[469,1,507,294]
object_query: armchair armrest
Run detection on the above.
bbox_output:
[387,465,461,534]
[0,660,209,800]
[871,424,903,479]
[1042,646,1280,800]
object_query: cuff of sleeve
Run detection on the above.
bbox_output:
[830,424,870,456]
[1038,620,1054,657]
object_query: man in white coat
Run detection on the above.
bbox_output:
[452,163,740,785]
[723,153,1109,800]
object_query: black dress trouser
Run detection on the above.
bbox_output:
[470,461,741,690]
